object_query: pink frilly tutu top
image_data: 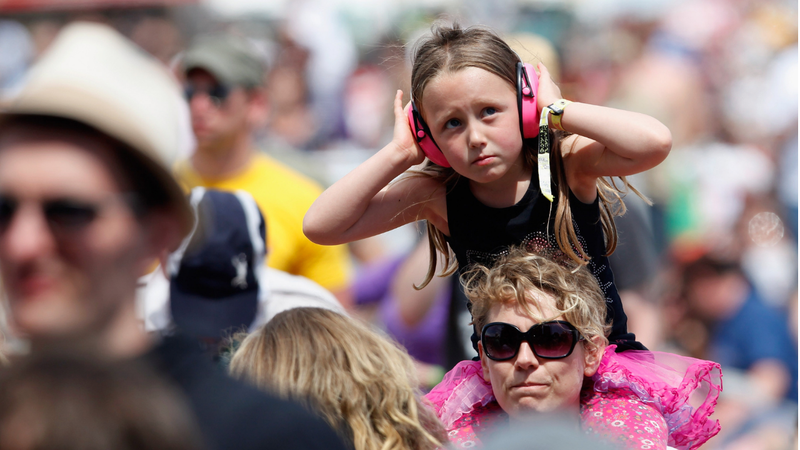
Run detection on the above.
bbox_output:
[424,345,722,450]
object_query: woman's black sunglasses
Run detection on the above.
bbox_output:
[481,320,584,361]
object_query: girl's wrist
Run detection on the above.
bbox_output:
[387,140,422,167]
[546,99,573,131]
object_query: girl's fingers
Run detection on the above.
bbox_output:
[393,90,418,157]
[395,90,411,133]
[538,63,551,82]
[394,90,405,117]
[536,62,561,107]
[395,90,412,134]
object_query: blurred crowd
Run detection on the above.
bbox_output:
[0,0,796,449]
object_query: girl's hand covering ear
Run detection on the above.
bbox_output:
[536,63,564,113]
[392,90,426,166]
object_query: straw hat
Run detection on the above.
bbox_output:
[0,21,192,234]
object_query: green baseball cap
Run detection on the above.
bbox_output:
[182,34,264,88]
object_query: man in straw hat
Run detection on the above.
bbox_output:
[0,21,347,450]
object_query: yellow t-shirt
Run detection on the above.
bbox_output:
[174,153,352,292]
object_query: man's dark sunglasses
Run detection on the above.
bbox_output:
[0,195,134,233]
[184,83,230,107]
[481,320,584,361]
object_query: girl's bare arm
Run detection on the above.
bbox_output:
[536,63,672,202]
[304,91,447,245]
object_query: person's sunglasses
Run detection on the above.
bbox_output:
[0,195,134,234]
[184,83,231,107]
[481,320,584,361]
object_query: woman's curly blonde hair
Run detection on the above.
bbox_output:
[229,308,445,450]
[463,247,610,354]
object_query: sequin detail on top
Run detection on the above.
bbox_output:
[463,219,587,268]
[522,224,614,305]
[464,220,614,305]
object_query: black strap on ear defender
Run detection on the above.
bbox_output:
[516,61,535,139]
[410,101,437,147]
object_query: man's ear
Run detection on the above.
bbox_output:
[583,336,605,378]
[133,210,182,278]
[142,208,184,260]
[478,341,491,383]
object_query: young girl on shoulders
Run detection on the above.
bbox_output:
[304,23,672,351]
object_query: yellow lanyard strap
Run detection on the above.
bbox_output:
[537,100,573,203]
[537,107,555,202]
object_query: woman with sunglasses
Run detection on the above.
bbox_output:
[425,247,722,450]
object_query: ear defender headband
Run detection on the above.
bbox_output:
[519,60,556,203]
[408,103,450,167]
[407,61,542,168]
[516,62,540,140]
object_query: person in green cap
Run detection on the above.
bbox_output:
[175,33,354,307]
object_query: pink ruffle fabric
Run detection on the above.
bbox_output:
[424,360,493,430]
[425,347,722,450]
[590,345,722,450]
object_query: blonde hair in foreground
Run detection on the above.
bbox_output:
[464,247,610,354]
[229,308,445,450]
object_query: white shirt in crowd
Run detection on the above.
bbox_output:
[136,265,346,335]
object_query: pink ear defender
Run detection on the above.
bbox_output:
[406,61,540,167]
[408,102,451,167]
[516,62,540,139]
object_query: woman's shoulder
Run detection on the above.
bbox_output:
[425,360,506,448]
[584,346,723,450]
[425,361,493,427]
[581,386,669,450]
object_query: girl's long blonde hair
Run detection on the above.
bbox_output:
[229,308,445,450]
[407,22,646,289]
